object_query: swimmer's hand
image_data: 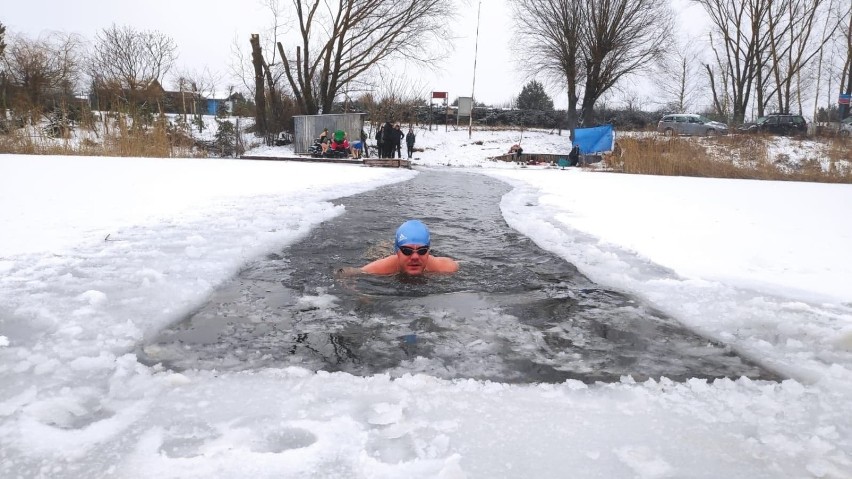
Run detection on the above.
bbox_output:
[335,267,363,278]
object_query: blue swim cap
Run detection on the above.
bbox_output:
[395,220,430,251]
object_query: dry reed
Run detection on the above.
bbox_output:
[0,117,200,158]
[606,134,852,184]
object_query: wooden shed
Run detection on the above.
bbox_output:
[293,113,367,154]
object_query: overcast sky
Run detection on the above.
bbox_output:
[3,0,708,108]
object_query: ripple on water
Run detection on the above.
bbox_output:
[139,171,781,383]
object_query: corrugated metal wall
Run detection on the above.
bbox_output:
[293,113,367,154]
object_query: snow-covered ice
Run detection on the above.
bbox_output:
[1,128,851,478]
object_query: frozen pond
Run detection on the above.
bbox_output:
[140,171,780,383]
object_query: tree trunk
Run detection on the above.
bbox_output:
[705,64,724,117]
[842,12,852,119]
[250,34,268,136]
[261,61,285,132]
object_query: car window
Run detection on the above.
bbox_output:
[675,116,687,123]
[698,116,712,123]
[792,117,805,125]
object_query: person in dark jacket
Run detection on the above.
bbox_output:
[509,144,523,162]
[405,127,416,159]
[568,145,580,166]
[393,124,404,158]
[375,124,384,157]
[381,121,395,158]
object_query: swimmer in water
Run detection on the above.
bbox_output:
[341,220,458,276]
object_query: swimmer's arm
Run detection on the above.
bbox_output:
[358,256,400,275]
[335,267,364,278]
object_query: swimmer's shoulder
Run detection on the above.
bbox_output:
[361,255,400,275]
[427,256,459,273]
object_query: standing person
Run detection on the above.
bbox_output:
[393,124,404,159]
[405,127,416,159]
[360,129,369,158]
[375,124,384,158]
[381,121,395,158]
[509,143,523,162]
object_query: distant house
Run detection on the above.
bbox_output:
[207,98,231,116]
[207,92,248,116]
[88,80,250,117]
[89,79,204,115]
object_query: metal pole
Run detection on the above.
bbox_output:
[469,0,482,139]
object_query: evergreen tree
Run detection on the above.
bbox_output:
[214,118,236,157]
[516,80,553,111]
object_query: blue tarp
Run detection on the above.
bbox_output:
[573,125,614,154]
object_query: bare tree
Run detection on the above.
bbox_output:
[840,1,852,119]
[1,31,82,121]
[172,68,219,131]
[704,39,732,118]
[274,0,456,115]
[695,0,842,122]
[0,21,6,57]
[229,34,256,98]
[579,0,673,123]
[656,39,706,113]
[0,22,7,114]
[89,24,177,104]
[695,0,774,123]
[367,71,426,125]
[512,0,671,135]
[250,34,270,136]
[763,0,839,115]
[511,0,584,138]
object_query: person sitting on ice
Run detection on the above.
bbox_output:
[330,130,349,154]
[319,128,331,154]
[350,139,364,159]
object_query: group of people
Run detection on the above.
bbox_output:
[316,123,417,160]
[317,128,367,159]
[376,122,416,159]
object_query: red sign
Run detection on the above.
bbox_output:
[432,91,448,99]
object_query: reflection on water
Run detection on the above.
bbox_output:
[139,171,779,383]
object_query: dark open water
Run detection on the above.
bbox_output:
[138,170,780,383]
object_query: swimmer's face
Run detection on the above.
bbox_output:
[396,244,430,275]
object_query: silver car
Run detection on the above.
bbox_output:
[840,116,852,137]
[657,114,729,136]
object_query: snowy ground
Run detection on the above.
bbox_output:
[1,127,851,478]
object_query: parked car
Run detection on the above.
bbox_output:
[656,114,729,136]
[741,113,807,136]
[840,116,852,137]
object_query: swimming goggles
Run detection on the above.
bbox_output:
[398,245,430,256]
